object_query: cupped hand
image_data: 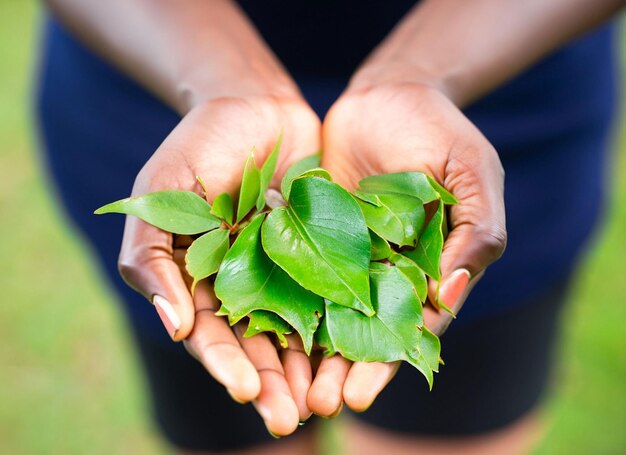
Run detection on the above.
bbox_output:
[117,95,321,435]
[307,83,507,416]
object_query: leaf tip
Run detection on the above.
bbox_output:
[214,306,229,317]
[93,200,124,215]
[437,300,456,318]
[277,335,289,349]
[196,175,208,196]
[362,306,376,317]
[275,129,284,147]
[190,279,199,296]
[248,146,257,163]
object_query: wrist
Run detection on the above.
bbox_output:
[347,59,463,106]
[175,63,302,115]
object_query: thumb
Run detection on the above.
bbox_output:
[440,221,507,282]
[118,216,195,341]
[429,155,507,315]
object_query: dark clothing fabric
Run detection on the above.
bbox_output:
[353,278,569,436]
[235,0,417,81]
[132,275,569,450]
[133,333,283,451]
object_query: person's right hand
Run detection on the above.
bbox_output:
[117,95,321,436]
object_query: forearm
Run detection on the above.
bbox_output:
[46,0,299,113]
[350,0,624,107]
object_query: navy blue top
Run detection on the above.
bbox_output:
[36,3,617,340]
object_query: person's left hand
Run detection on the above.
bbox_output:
[306,82,507,416]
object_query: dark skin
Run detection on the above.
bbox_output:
[47,0,625,440]
[310,0,624,418]
[119,96,322,434]
[311,83,502,414]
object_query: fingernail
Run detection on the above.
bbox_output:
[439,269,471,313]
[227,388,245,405]
[153,295,181,338]
[254,402,283,438]
[321,401,344,419]
[254,401,272,423]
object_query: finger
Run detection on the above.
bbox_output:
[183,281,261,402]
[439,147,507,280]
[235,325,300,436]
[425,271,482,335]
[280,335,313,422]
[343,361,399,412]
[118,218,195,340]
[424,148,506,323]
[307,355,351,417]
[427,267,472,317]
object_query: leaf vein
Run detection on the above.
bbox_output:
[286,208,364,307]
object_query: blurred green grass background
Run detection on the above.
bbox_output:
[1,2,624,454]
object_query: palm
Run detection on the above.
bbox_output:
[134,97,321,200]
[307,83,506,415]
[120,96,322,435]
[323,84,495,189]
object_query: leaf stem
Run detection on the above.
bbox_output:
[196,175,209,197]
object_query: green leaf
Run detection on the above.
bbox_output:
[236,151,261,223]
[436,295,456,317]
[356,193,425,247]
[315,315,336,356]
[320,263,438,387]
[370,230,392,261]
[196,175,209,195]
[354,190,381,206]
[414,325,441,374]
[211,192,234,225]
[426,175,458,205]
[94,190,220,235]
[262,177,374,315]
[184,229,230,292]
[297,168,332,181]
[358,172,439,203]
[214,215,323,354]
[256,134,282,211]
[389,253,428,302]
[403,201,445,280]
[244,310,293,348]
[280,154,321,200]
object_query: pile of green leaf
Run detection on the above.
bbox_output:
[95,139,458,387]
